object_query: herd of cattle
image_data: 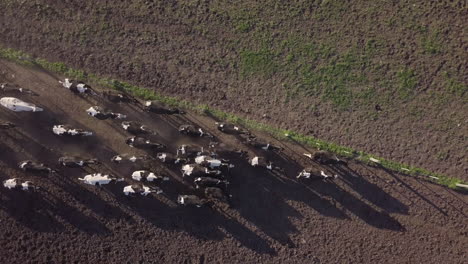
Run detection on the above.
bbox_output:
[0,79,344,207]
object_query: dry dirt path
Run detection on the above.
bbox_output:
[0,60,466,263]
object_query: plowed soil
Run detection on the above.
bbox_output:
[0,61,467,263]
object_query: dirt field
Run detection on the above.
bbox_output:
[0,0,466,181]
[0,60,467,263]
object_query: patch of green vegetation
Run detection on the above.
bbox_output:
[235,20,252,33]
[1,46,465,190]
[396,68,418,100]
[421,31,442,54]
[442,71,467,97]
[239,48,277,77]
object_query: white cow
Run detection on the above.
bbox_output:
[0,97,43,112]
[3,178,37,191]
[78,173,122,186]
[131,170,169,182]
[123,184,162,196]
[195,155,234,169]
[53,125,93,136]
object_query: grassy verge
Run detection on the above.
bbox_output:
[0,46,465,190]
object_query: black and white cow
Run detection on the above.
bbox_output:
[194,177,228,189]
[78,173,123,186]
[311,151,348,166]
[86,106,126,120]
[121,121,156,135]
[59,79,96,95]
[123,183,162,196]
[102,90,139,104]
[156,152,187,165]
[3,178,38,191]
[216,122,249,135]
[178,124,213,138]
[125,136,166,150]
[181,164,222,178]
[58,156,99,168]
[111,154,154,163]
[177,194,206,207]
[131,170,169,183]
[244,136,282,151]
[18,160,54,173]
[0,121,15,129]
[145,101,184,114]
[53,125,93,137]
[249,156,283,172]
[296,167,337,180]
[1,83,39,96]
[176,144,204,158]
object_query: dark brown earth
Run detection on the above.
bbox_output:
[0,1,466,181]
[1,61,467,263]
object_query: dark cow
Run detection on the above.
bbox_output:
[59,156,99,168]
[111,154,154,163]
[1,83,39,96]
[59,78,96,95]
[53,125,93,137]
[297,168,337,180]
[177,144,204,158]
[244,136,282,151]
[178,124,213,138]
[312,151,347,166]
[86,106,126,120]
[145,101,185,114]
[204,187,230,204]
[156,152,187,165]
[194,177,228,189]
[3,178,38,191]
[181,164,222,178]
[123,183,162,196]
[19,160,54,173]
[121,121,156,135]
[177,194,207,207]
[0,121,15,129]
[102,90,139,104]
[125,136,166,150]
[216,122,249,135]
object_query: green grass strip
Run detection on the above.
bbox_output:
[0,46,465,190]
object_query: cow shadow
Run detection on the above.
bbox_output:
[108,182,276,255]
[0,183,64,233]
[380,166,450,217]
[326,164,409,215]
[317,180,405,231]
